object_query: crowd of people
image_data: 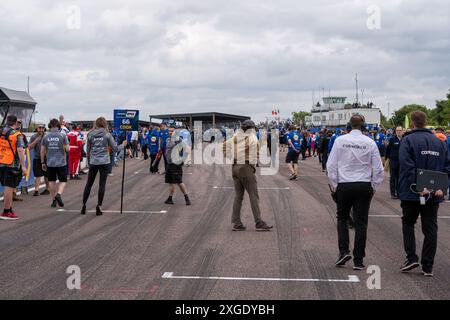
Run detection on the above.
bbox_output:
[0,114,196,219]
[1,110,450,277]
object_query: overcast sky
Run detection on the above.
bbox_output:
[1,0,449,122]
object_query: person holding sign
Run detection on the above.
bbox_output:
[81,117,118,216]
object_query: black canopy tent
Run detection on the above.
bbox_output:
[149,112,250,130]
[0,87,37,129]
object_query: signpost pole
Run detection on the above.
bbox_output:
[120,131,127,214]
[114,109,139,215]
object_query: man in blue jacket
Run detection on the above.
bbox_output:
[398,111,450,276]
[374,129,386,165]
[385,126,404,199]
[328,129,342,153]
[149,126,160,173]
[447,130,450,201]
[153,123,170,174]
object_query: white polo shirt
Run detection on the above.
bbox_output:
[327,130,384,191]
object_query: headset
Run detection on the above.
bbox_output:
[346,113,367,132]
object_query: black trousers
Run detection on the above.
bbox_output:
[131,141,139,158]
[150,153,158,172]
[142,145,149,160]
[401,201,438,269]
[336,182,373,263]
[321,153,328,171]
[82,164,109,206]
[389,161,400,197]
[152,151,168,172]
[301,146,307,160]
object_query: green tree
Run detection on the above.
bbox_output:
[391,104,429,128]
[292,111,311,125]
[380,113,392,129]
[430,89,450,126]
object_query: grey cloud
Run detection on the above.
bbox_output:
[0,0,449,123]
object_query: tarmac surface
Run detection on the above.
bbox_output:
[1,150,449,300]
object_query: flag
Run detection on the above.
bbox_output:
[404,114,410,129]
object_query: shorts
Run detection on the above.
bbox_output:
[286,151,300,164]
[165,163,183,184]
[0,167,23,188]
[47,166,68,182]
[33,159,47,178]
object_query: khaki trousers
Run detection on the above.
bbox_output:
[231,164,262,225]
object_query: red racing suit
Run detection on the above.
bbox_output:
[67,130,83,176]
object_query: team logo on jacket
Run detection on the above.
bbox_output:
[293,134,299,141]
[151,137,157,142]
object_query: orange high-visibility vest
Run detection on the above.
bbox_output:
[0,130,21,165]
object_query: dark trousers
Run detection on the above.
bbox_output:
[389,161,400,197]
[149,153,158,172]
[401,201,438,269]
[82,164,109,206]
[301,146,307,160]
[336,182,373,263]
[321,153,328,170]
[131,141,139,158]
[318,149,322,163]
[142,145,149,160]
[108,153,114,174]
[307,146,311,157]
[153,150,168,172]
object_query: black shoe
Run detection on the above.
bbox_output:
[33,191,39,197]
[55,194,64,208]
[96,205,103,216]
[40,189,50,196]
[81,206,86,215]
[353,262,366,271]
[335,253,352,267]
[69,175,74,180]
[255,221,273,231]
[51,200,57,208]
[74,175,82,180]
[391,195,399,199]
[185,196,191,206]
[400,260,420,272]
[165,198,174,205]
[232,224,246,231]
[422,268,433,277]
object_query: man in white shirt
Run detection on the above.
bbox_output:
[327,114,384,270]
[131,130,139,158]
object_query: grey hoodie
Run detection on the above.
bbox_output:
[87,128,118,166]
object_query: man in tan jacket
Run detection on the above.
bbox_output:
[223,120,273,231]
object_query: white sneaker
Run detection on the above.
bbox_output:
[108,173,114,177]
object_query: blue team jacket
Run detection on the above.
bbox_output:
[399,128,450,202]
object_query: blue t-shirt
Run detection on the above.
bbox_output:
[287,131,301,152]
[159,129,170,150]
[148,130,160,154]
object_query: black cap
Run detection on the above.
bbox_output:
[241,120,256,130]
